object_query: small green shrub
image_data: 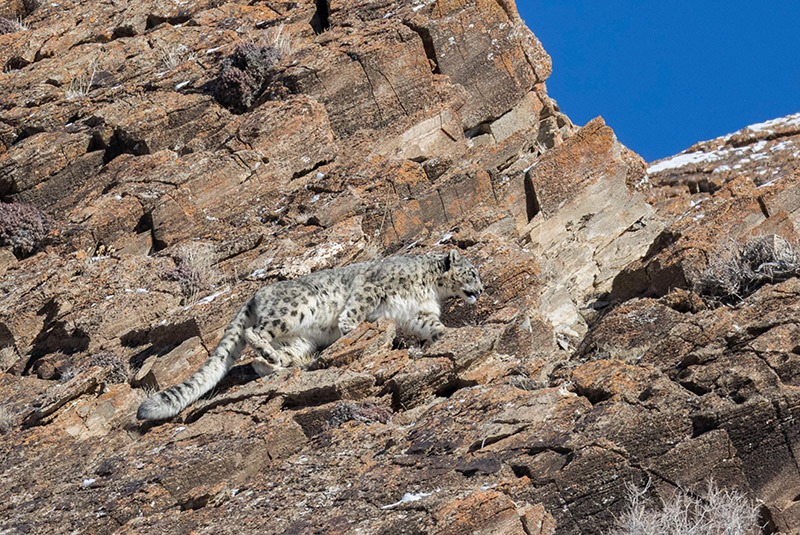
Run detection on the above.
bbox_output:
[0,202,51,258]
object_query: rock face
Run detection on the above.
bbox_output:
[0,0,799,533]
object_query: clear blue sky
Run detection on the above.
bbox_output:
[518,2,800,162]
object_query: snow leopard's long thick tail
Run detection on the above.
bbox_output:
[136,299,256,420]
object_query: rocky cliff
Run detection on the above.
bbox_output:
[0,0,798,533]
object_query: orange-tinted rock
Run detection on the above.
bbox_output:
[1,0,799,533]
[433,490,528,535]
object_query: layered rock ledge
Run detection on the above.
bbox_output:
[1,0,799,533]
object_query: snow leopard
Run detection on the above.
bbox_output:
[137,249,483,420]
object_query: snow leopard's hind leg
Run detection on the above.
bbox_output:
[245,328,318,376]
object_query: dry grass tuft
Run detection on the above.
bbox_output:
[163,242,221,304]
[65,60,98,100]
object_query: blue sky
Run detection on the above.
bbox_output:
[518,2,800,162]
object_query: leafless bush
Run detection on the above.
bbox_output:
[0,202,51,258]
[695,234,800,306]
[163,242,220,303]
[612,479,761,535]
[0,17,26,34]
[90,352,131,384]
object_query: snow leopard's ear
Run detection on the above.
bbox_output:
[443,249,462,271]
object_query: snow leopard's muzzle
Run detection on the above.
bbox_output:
[458,271,484,305]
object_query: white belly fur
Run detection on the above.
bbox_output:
[368,294,439,326]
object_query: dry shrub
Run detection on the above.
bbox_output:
[0,17,26,34]
[0,202,51,258]
[265,23,293,57]
[163,242,220,303]
[695,234,800,306]
[613,479,761,535]
[212,43,281,113]
[65,59,98,100]
[210,26,292,113]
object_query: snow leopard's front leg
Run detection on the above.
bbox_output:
[338,282,383,334]
[403,312,446,342]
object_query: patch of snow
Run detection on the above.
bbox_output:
[770,140,795,152]
[174,81,190,91]
[250,268,268,279]
[647,151,722,173]
[758,177,782,189]
[744,113,800,134]
[82,478,96,488]
[437,232,453,244]
[381,491,433,510]
[190,287,231,307]
[523,161,538,172]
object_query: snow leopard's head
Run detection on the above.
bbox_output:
[440,249,483,304]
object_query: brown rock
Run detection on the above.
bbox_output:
[433,490,528,535]
[521,118,665,340]
[224,96,338,181]
[134,336,208,391]
[283,20,440,137]
[1,0,799,533]
[405,0,550,129]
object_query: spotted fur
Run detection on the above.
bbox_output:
[136,250,483,420]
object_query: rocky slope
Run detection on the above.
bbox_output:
[0,0,798,533]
